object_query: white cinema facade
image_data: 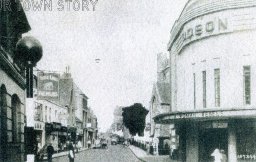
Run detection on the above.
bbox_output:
[154,1,256,162]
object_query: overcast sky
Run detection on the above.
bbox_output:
[24,0,187,132]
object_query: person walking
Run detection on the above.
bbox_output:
[211,148,222,162]
[68,142,75,162]
[46,143,54,162]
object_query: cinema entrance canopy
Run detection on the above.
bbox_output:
[154,108,256,124]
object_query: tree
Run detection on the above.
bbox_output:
[122,103,149,136]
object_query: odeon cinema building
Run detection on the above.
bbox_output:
[154,0,256,162]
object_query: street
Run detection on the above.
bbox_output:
[51,145,142,162]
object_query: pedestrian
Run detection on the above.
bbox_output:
[68,142,75,162]
[87,140,91,148]
[77,140,82,151]
[211,148,222,162]
[46,143,54,162]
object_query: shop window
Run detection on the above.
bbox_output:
[214,69,220,107]
[202,71,207,108]
[243,66,251,105]
[49,108,51,122]
[45,106,47,122]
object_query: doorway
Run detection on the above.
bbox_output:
[199,129,228,162]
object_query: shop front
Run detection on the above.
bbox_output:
[34,121,44,149]
[45,122,63,151]
[68,127,77,143]
[59,126,68,151]
[155,109,256,162]
[76,128,83,143]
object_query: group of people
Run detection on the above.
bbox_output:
[46,142,76,162]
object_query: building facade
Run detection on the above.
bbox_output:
[0,2,32,162]
[34,99,68,151]
[86,109,98,147]
[154,1,256,162]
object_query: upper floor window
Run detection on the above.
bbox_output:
[49,108,51,122]
[214,69,220,107]
[193,73,196,109]
[243,66,251,105]
[45,106,47,122]
[202,71,207,108]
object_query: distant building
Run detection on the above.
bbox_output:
[34,69,98,150]
[113,106,124,132]
[86,109,98,146]
[149,53,172,155]
[34,99,68,151]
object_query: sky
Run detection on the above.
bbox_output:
[24,0,187,132]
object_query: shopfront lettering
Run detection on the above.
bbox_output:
[182,18,228,43]
[174,111,224,119]
[161,109,256,122]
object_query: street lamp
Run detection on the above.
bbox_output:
[15,36,43,98]
[15,36,43,162]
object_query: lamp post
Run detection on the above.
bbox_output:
[15,36,43,162]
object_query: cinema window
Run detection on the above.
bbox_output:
[243,66,251,105]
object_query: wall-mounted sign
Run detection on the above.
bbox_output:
[156,109,256,123]
[174,8,256,53]
[177,16,229,53]
[181,18,228,43]
[37,72,59,100]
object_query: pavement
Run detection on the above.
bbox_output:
[128,145,178,162]
[39,147,88,161]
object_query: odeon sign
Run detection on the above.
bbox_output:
[175,13,231,53]
[181,18,228,41]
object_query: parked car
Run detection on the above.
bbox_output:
[111,137,118,145]
[92,139,101,149]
